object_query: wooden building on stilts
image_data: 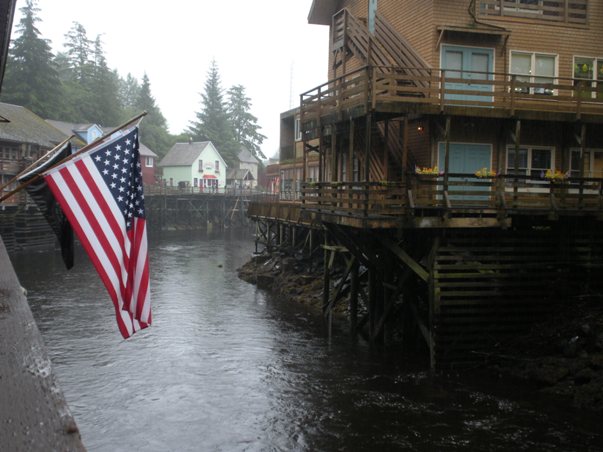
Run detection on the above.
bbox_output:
[249,0,603,368]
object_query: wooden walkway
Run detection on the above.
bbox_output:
[0,237,85,450]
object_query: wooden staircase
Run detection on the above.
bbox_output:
[332,9,430,88]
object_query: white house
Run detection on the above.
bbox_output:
[158,141,227,190]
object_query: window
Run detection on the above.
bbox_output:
[215,160,220,172]
[511,51,556,95]
[509,0,542,12]
[352,157,360,182]
[570,149,603,178]
[145,156,153,167]
[573,56,603,100]
[198,160,203,172]
[507,146,554,177]
[294,116,302,141]
[479,1,588,24]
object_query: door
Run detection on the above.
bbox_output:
[442,45,494,104]
[438,143,492,200]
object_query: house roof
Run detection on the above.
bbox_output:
[237,147,258,164]
[308,0,340,25]
[0,103,68,147]
[47,119,103,136]
[138,142,157,158]
[0,0,17,93]
[45,120,91,147]
[158,141,211,167]
[226,168,254,180]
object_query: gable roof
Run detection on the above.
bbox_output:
[0,103,68,147]
[47,119,104,136]
[158,141,211,167]
[238,147,259,164]
[139,142,158,158]
[227,168,254,181]
[308,0,340,25]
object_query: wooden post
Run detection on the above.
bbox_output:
[384,119,389,181]
[427,236,440,370]
[368,265,377,343]
[443,116,451,194]
[513,119,521,207]
[579,123,587,209]
[331,125,338,182]
[348,118,354,182]
[365,112,372,183]
[402,116,409,180]
[350,259,359,337]
[349,119,355,211]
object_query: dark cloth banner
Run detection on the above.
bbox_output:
[18,142,74,269]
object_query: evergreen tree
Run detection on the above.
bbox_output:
[63,22,92,81]
[227,84,267,160]
[134,73,171,157]
[118,73,141,115]
[59,22,95,122]
[86,35,121,125]
[188,60,238,164]
[1,0,64,118]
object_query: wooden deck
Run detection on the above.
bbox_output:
[300,65,603,128]
[248,174,603,230]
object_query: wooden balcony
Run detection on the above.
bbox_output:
[0,159,20,175]
[479,0,588,25]
[300,66,603,128]
[292,174,603,228]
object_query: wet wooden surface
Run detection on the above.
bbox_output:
[0,237,85,451]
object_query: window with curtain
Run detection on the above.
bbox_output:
[511,52,556,95]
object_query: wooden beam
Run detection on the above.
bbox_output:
[377,236,430,282]
[443,116,451,193]
[513,119,521,205]
[350,259,359,337]
[402,116,409,179]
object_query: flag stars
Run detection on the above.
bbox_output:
[91,128,146,224]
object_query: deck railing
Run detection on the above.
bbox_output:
[479,0,588,25]
[300,66,603,127]
[298,174,603,218]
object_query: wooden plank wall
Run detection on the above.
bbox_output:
[379,0,435,66]
[431,223,603,366]
[433,0,603,78]
[328,1,603,76]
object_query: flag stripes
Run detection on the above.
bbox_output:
[44,127,150,338]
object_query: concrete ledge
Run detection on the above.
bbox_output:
[0,236,85,451]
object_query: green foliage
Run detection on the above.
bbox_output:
[227,84,267,160]
[187,60,238,165]
[1,3,188,159]
[188,61,268,166]
[1,0,64,118]
[133,74,171,158]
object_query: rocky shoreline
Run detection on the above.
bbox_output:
[238,253,603,413]
[488,296,603,413]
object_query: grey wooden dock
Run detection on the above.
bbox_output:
[0,237,85,451]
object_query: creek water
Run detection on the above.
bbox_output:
[10,230,603,451]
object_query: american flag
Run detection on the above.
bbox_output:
[44,127,151,338]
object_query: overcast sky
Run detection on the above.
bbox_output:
[12,0,329,158]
